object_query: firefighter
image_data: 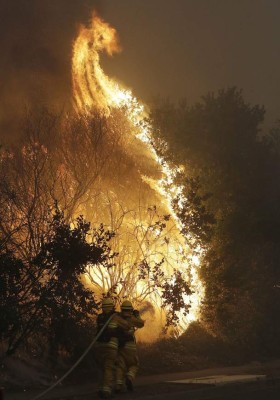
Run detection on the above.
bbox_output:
[94,297,130,399]
[115,300,145,393]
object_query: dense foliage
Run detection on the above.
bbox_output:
[150,87,280,356]
[0,209,116,357]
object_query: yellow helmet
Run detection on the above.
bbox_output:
[121,300,133,311]
[102,297,114,310]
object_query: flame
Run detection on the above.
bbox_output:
[72,14,204,335]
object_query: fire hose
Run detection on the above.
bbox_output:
[30,313,116,400]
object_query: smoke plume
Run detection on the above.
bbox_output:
[0,0,101,141]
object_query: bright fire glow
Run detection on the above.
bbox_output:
[72,13,204,335]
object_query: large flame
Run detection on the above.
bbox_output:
[72,14,204,336]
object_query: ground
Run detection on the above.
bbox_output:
[3,360,280,400]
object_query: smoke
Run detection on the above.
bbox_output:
[139,301,156,316]
[0,0,102,141]
[136,301,166,343]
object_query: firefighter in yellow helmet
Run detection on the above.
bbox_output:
[94,297,131,399]
[115,300,145,393]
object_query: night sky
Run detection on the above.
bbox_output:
[1,0,279,139]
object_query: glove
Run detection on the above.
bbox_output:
[133,309,140,317]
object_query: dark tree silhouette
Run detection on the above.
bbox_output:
[150,87,280,355]
[0,208,116,357]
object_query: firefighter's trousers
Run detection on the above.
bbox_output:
[115,342,139,387]
[93,340,118,395]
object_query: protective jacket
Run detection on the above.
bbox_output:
[118,311,144,349]
[96,311,131,349]
[115,311,145,390]
[96,311,116,343]
[94,311,131,396]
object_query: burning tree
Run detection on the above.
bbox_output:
[70,13,212,333]
[0,12,216,360]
